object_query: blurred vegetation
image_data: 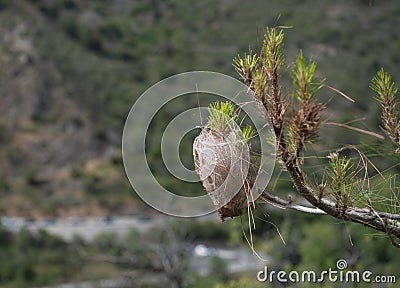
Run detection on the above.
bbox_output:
[1,211,400,287]
[0,0,399,287]
[0,225,82,287]
[0,0,398,213]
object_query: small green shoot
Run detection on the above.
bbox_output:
[262,28,285,73]
[207,101,238,133]
[292,50,325,102]
[370,68,400,152]
[242,125,257,143]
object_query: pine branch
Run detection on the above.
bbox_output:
[233,27,400,247]
[257,191,326,215]
[258,191,400,222]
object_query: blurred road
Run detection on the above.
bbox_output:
[1,215,166,240]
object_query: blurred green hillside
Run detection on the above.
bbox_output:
[0,0,399,217]
[0,1,400,287]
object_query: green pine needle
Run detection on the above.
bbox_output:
[207,101,238,133]
[262,28,285,72]
[326,152,359,208]
[370,68,398,102]
[371,68,400,152]
[233,50,258,83]
[207,101,257,142]
[292,50,325,102]
[242,125,257,143]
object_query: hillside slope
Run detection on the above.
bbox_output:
[0,0,399,216]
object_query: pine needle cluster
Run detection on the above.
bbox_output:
[370,68,400,153]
